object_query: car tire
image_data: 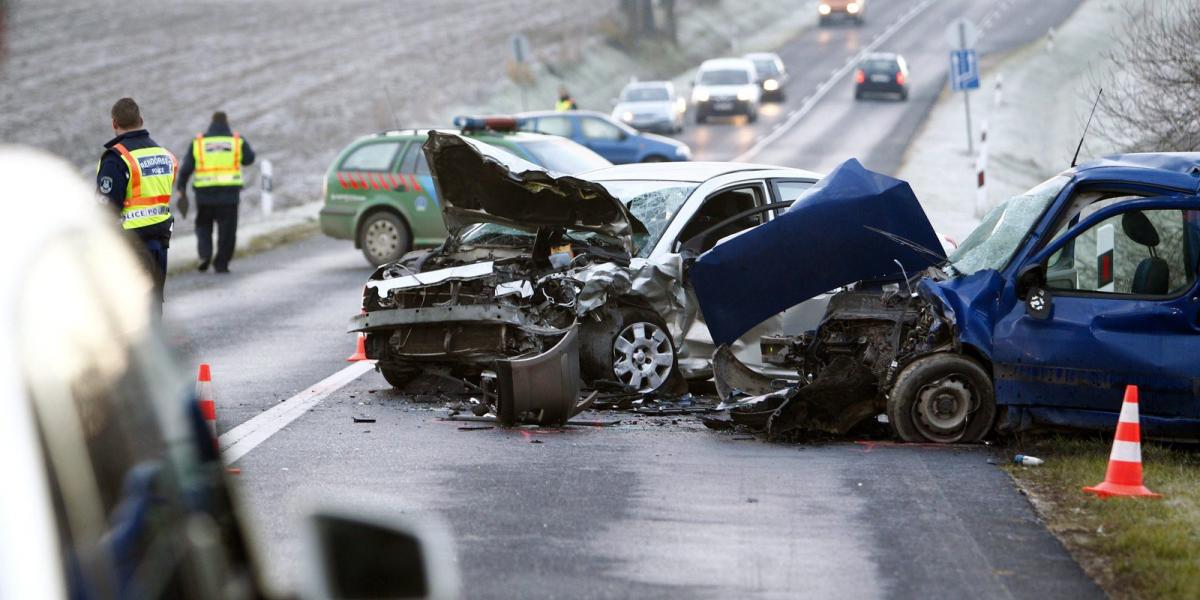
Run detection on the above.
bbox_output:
[642,155,669,163]
[379,364,418,389]
[359,211,411,266]
[887,353,996,444]
[695,112,707,124]
[854,89,864,101]
[899,89,908,101]
[601,307,684,395]
[747,108,758,123]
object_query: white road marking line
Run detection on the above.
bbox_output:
[734,0,938,163]
[218,360,376,464]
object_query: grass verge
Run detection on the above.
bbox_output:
[1005,435,1200,599]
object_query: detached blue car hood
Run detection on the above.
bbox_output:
[692,159,946,345]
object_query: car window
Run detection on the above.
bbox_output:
[752,60,779,76]
[397,141,423,174]
[531,116,573,138]
[341,141,402,171]
[517,138,612,174]
[699,69,751,85]
[950,175,1069,276]
[862,59,898,73]
[580,117,624,141]
[1044,208,1199,296]
[771,180,815,216]
[677,185,765,252]
[599,180,699,257]
[21,229,209,599]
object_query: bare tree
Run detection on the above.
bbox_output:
[1093,1,1200,152]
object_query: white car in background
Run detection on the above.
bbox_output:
[612,80,687,134]
[691,58,761,124]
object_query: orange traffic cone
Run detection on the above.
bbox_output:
[1083,385,1161,499]
[197,363,218,445]
[346,333,368,362]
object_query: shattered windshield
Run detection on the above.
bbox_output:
[599,180,698,257]
[949,175,1070,276]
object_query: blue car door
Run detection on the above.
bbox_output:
[578,116,640,164]
[991,197,1200,434]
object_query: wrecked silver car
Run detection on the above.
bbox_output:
[350,131,822,422]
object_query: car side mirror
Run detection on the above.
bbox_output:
[1017,263,1052,320]
[301,502,459,599]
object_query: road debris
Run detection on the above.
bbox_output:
[1013,454,1044,466]
[352,414,376,423]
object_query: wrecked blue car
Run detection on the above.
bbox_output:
[693,155,1200,443]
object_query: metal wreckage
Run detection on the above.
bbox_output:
[350,131,693,427]
[352,133,1200,443]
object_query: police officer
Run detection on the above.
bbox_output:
[556,84,578,112]
[175,111,255,273]
[96,97,175,309]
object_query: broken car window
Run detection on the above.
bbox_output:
[599,180,698,257]
[949,175,1069,277]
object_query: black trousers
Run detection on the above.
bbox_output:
[196,204,238,270]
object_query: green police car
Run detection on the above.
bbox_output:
[319,117,613,265]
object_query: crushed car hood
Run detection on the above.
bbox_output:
[423,131,636,246]
[691,158,946,345]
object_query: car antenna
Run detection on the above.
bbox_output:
[1071,87,1103,168]
[382,84,403,132]
[864,226,946,265]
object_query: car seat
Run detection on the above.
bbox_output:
[1122,211,1169,294]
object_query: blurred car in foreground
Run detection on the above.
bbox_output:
[611,80,687,133]
[351,131,823,413]
[320,118,611,265]
[743,52,788,102]
[0,148,458,599]
[691,58,761,123]
[855,53,909,101]
[517,109,692,164]
[818,0,866,25]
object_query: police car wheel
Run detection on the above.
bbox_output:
[887,353,995,444]
[360,212,411,266]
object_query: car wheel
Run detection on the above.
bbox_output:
[899,89,908,101]
[695,112,707,124]
[854,88,863,101]
[747,108,758,123]
[642,155,670,163]
[359,211,411,266]
[609,308,682,394]
[379,364,418,388]
[887,354,996,444]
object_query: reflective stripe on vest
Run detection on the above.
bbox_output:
[112,143,175,230]
[193,133,244,188]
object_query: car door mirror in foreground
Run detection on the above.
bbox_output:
[301,502,459,599]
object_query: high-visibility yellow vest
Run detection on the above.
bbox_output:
[107,143,176,230]
[192,133,244,188]
[555,99,575,112]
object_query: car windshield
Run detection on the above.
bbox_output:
[948,175,1070,276]
[622,87,670,102]
[752,60,779,76]
[517,138,612,174]
[601,180,698,257]
[699,69,750,85]
[459,180,697,258]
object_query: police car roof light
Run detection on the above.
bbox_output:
[453,115,520,133]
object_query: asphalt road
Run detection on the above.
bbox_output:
[163,1,1099,597]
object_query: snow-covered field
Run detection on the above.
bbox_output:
[0,0,611,232]
[896,0,1132,243]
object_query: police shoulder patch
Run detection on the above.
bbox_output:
[99,176,113,194]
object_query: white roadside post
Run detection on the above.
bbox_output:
[1097,224,1115,292]
[975,120,988,218]
[260,159,273,217]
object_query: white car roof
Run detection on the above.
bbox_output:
[698,58,755,72]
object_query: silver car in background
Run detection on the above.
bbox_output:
[611,80,687,134]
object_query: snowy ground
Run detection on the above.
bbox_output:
[895,0,1133,243]
[0,0,803,238]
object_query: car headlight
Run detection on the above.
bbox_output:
[621,111,634,122]
[818,3,831,15]
[737,88,754,102]
[847,2,860,14]
[763,78,779,91]
[692,89,710,102]
[675,97,687,113]
[675,145,691,159]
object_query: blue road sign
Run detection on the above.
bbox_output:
[949,49,980,91]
